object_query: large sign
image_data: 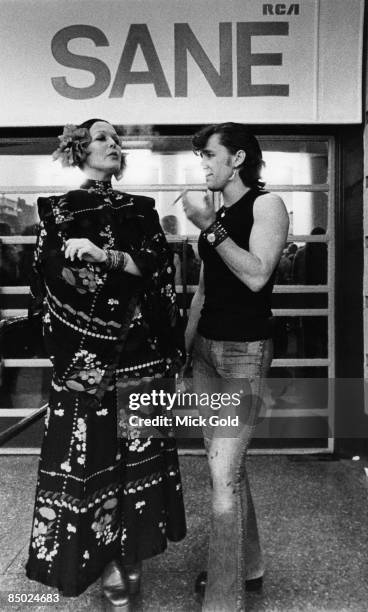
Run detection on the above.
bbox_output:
[0,0,364,125]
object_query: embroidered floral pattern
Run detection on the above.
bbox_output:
[91,497,119,545]
[31,507,58,561]
[75,417,87,465]
[99,225,115,249]
[61,264,105,294]
[64,350,105,394]
[135,500,146,514]
[53,200,74,225]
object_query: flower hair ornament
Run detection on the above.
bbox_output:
[52,124,91,168]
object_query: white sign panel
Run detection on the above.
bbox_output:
[0,0,364,125]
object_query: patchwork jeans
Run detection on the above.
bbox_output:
[192,333,273,612]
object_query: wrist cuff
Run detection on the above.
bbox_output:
[201,220,228,247]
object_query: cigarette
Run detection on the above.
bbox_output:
[171,190,188,205]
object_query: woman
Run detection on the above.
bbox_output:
[182,123,289,611]
[25,119,186,608]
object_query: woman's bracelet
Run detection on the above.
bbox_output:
[201,220,228,247]
[104,250,128,271]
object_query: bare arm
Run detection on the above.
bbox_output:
[214,193,289,292]
[185,262,205,355]
[120,253,142,276]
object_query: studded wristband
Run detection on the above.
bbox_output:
[104,249,128,271]
[201,220,228,247]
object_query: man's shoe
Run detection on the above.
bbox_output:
[245,576,263,592]
[194,570,263,600]
[124,562,142,596]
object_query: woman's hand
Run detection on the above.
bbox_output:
[64,238,107,263]
[182,191,216,231]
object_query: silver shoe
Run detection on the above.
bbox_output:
[102,560,130,612]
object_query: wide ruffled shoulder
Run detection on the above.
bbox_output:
[37,189,98,224]
[37,195,63,223]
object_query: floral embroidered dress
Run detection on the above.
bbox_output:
[26,179,186,596]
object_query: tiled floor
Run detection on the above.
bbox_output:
[1,454,368,611]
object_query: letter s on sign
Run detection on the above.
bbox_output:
[51,25,111,99]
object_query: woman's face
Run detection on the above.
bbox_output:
[83,121,122,180]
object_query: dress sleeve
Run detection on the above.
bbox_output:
[30,194,108,297]
[127,199,186,370]
[28,219,46,319]
[33,196,66,282]
[28,196,64,318]
[127,200,173,281]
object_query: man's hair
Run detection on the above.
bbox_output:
[192,122,265,188]
[161,214,179,235]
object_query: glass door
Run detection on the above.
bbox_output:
[0,134,334,453]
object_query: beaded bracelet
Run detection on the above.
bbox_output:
[201,220,228,247]
[104,249,128,271]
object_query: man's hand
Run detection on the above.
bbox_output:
[64,238,107,263]
[182,191,216,230]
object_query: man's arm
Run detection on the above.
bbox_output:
[214,193,289,292]
[185,262,205,355]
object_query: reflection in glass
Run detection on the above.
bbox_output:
[166,241,201,288]
[275,238,328,285]
[0,242,35,286]
[0,192,56,234]
[0,368,50,409]
[273,316,328,359]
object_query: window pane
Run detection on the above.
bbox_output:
[0,368,50,408]
[273,316,328,358]
[0,316,46,357]
[270,367,328,379]
[274,240,328,285]
[0,242,35,286]
[0,191,54,234]
[272,294,328,308]
[278,192,328,235]
[260,139,328,185]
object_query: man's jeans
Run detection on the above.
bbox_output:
[193,333,273,612]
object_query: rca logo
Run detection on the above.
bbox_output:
[263,4,300,15]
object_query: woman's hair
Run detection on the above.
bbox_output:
[52,118,126,178]
[192,122,265,188]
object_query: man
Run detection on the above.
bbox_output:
[182,123,289,612]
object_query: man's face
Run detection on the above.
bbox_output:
[198,133,234,191]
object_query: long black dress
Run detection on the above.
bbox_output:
[25,179,186,596]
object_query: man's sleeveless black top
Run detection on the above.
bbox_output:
[198,188,274,341]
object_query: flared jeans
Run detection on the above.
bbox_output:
[193,333,273,612]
